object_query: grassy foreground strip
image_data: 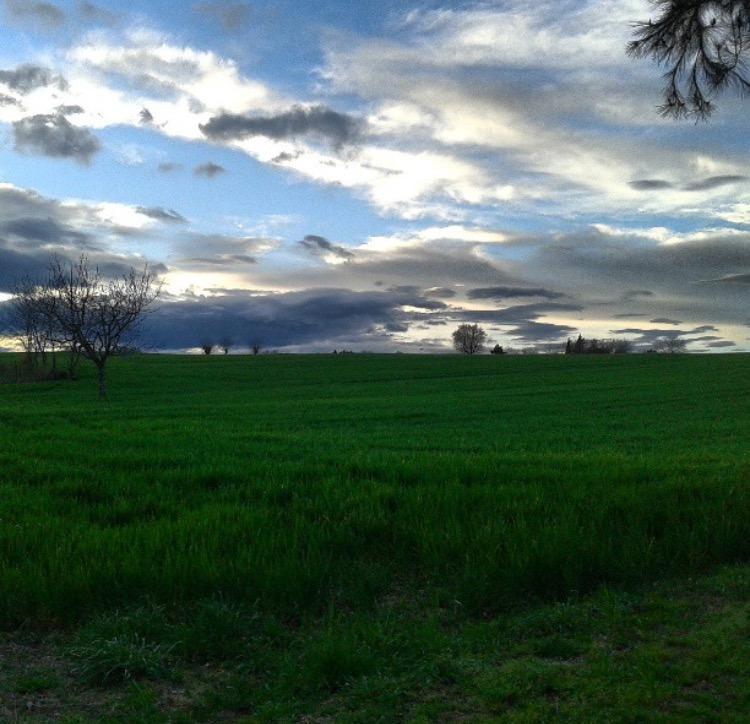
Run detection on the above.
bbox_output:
[2,565,749,721]
[1,353,750,719]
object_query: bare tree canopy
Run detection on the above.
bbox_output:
[629,1,750,118]
[452,324,487,355]
[44,256,160,398]
[653,337,688,353]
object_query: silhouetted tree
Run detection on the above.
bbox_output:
[653,337,688,353]
[219,336,233,355]
[201,343,214,355]
[44,256,160,399]
[565,338,573,355]
[250,340,262,355]
[8,277,51,370]
[453,324,487,355]
[491,343,505,355]
[629,1,750,118]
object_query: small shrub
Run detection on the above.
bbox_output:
[71,634,175,687]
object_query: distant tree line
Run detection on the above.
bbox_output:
[200,339,263,355]
[565,335,632,355]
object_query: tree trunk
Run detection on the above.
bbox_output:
[97,364,107,400]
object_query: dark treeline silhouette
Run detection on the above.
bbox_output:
[565,335,632,355]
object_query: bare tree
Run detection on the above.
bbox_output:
[629,1,750,118]
[653,336,688,353]
[452,324,487,355]
[250,340,262,355]
[8,277,51,369]
[200,342,214,355]
[219,336,233,355]
[45,256,160,399]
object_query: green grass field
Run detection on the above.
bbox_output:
[2,353,750,721]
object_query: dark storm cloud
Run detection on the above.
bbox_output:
[3,0,64,28]
[456,302,583,325]
[0,185,167,292]
[468,286,564,300]
[298,234,354,260]
[194,1,251,31]
[139,107,154,124]
[200,105,363,147]
[629,179,673,190]
[0,94,19,106]
[504,320,577,342]
[0,64,67,93]
[683,175,747,192]
[533,230,750,313]
[628,176,746,193]
[622,290,655,301]
[0,243,165,294]
[194,162,226,178]
[424,287,456,299]
[650,318,682,325]
[707,340,737,348]
[141,287,447,350]
[13,114,100,163]
[0,217,91,246]
[136,207,187,224]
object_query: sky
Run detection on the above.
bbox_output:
[0,0,749,353]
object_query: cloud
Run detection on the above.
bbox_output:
[194,1,251,31]
[629,179,673,190]
[0,64,67,93]
[57,104,84,115]
[649,318,682,325]
[139,107,154,124]
[0,184,169,292]
[704,273,750,284]
[0,216,91,247]
[504,320,577,343]
[683,175,747,192]
[141,287,447,351]
[158,162,182,173]
[13,113,100,163]
[136,207,187,224]
[200,105,363,147]
[622,289,655,301]
[194,162,226,178]
[468,286,564,301]
[424,287,456,299]
[171,232,279,269]
[298,234,354,261]
[78,1,118,25]
[3,0,64,28]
